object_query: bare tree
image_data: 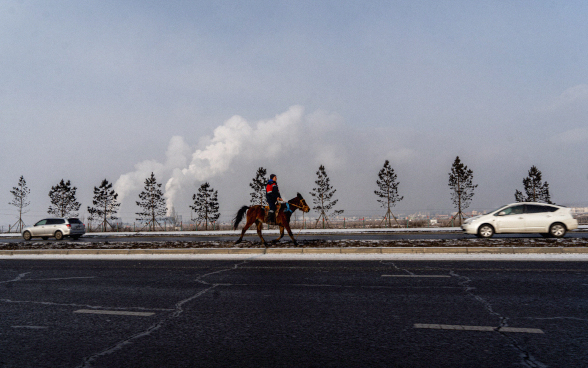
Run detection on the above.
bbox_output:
[249,167,268,206]
[309,165,343,229]
[515,165,552,203]
[374,160,403,227]
[190,182,220,230]
[9,176,30,232]
[87,179,120,231]
[48,179,81,217]
[448,156,477,225]
[135,172,166,231]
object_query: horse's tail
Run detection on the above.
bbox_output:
[233,206,250,230]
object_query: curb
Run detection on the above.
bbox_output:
[1,247,588,256]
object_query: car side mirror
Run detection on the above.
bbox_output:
[497,211,506,216]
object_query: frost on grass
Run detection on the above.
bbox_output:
[0,237,586,250]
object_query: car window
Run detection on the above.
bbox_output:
[47,219,66,225]
[35,220,47,226]
[526,204,549,214]
[68,218,82,224]
[501,205,524,215]
[544,205,559,212]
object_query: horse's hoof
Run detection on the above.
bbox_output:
[234,239,242,245]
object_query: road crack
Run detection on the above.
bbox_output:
[450,270,547,368]
[76,258,255,368]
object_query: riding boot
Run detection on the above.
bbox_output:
[267,210,275,225]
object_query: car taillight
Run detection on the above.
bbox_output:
[66,224,71,228]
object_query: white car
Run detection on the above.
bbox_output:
[22,218,86,241]
[462,202,578,238]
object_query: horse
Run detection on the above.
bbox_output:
[233,193,310,246]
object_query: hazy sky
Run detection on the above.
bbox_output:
[1,1,588,226]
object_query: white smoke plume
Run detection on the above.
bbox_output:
[113,105,340,214]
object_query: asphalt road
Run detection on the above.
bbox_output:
[2,231,588,244]
[1,259,587,367]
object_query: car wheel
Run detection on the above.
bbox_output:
[477,224,494,238]
[23,231,32,241]
[549,223,566,238]
[54,231,64,241]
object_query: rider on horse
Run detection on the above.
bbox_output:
[266,174,283,223]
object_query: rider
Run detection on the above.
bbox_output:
[266,174,283,223]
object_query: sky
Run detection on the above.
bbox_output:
[1,0,588,228]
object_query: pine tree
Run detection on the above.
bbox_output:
[374,160,403,227]
[249,167,268,206]
[190,182,220,230]
[9,176,30,232]
[309,165,343,229]
[48,179,81,217]
[87,179,120,231]
[514,165,552,203]
[448,156,477,225]
[135,172,166,230]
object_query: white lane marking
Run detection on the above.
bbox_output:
[382,275,450,278]
[29,277,96,281]
[1,298,174,311]
[12,326,49,329]
[0,272,30,284]
[414,323,544,334]
[74,309,155,317]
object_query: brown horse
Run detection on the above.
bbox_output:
[233,193,310,246]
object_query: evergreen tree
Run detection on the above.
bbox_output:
[514,165,552,203]
[87,179,120,231]
[249,167,268,206]
[309,165,343,229]
[48,179,81,217]
[448,156,477,225]
[374,160,403,227]
[190,182,220,230]
[9,176,30,232]
[135,172,166,230]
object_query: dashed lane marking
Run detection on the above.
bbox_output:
[414,323,544,334]
[74,309,155,317]
[12,326,49,329]
[382,275,450,278]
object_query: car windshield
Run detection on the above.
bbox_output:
[489,205,509,215]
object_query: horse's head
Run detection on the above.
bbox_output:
[295,192,310,213]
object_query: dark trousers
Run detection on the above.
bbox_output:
[266,195,277,211]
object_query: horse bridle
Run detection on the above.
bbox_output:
[286,200,309,211]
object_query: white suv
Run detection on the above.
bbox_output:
[22,218,86,241]
[462,202,578,238]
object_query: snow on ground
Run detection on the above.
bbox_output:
[1,225,586,238]
[1,237,587,250]
[3,253,588,261]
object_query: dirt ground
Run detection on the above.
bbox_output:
[1,237,587,250]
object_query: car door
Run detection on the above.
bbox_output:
[495,205,526,232]
[31,219,49,236]
[47,219,65,235]
[524,204,553,232]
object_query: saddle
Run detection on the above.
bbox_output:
[263,203,281,225]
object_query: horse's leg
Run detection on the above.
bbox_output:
[256,220,266,246]
[272,225,285,244]
[235,215,255,245]
[284,221,298,246]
